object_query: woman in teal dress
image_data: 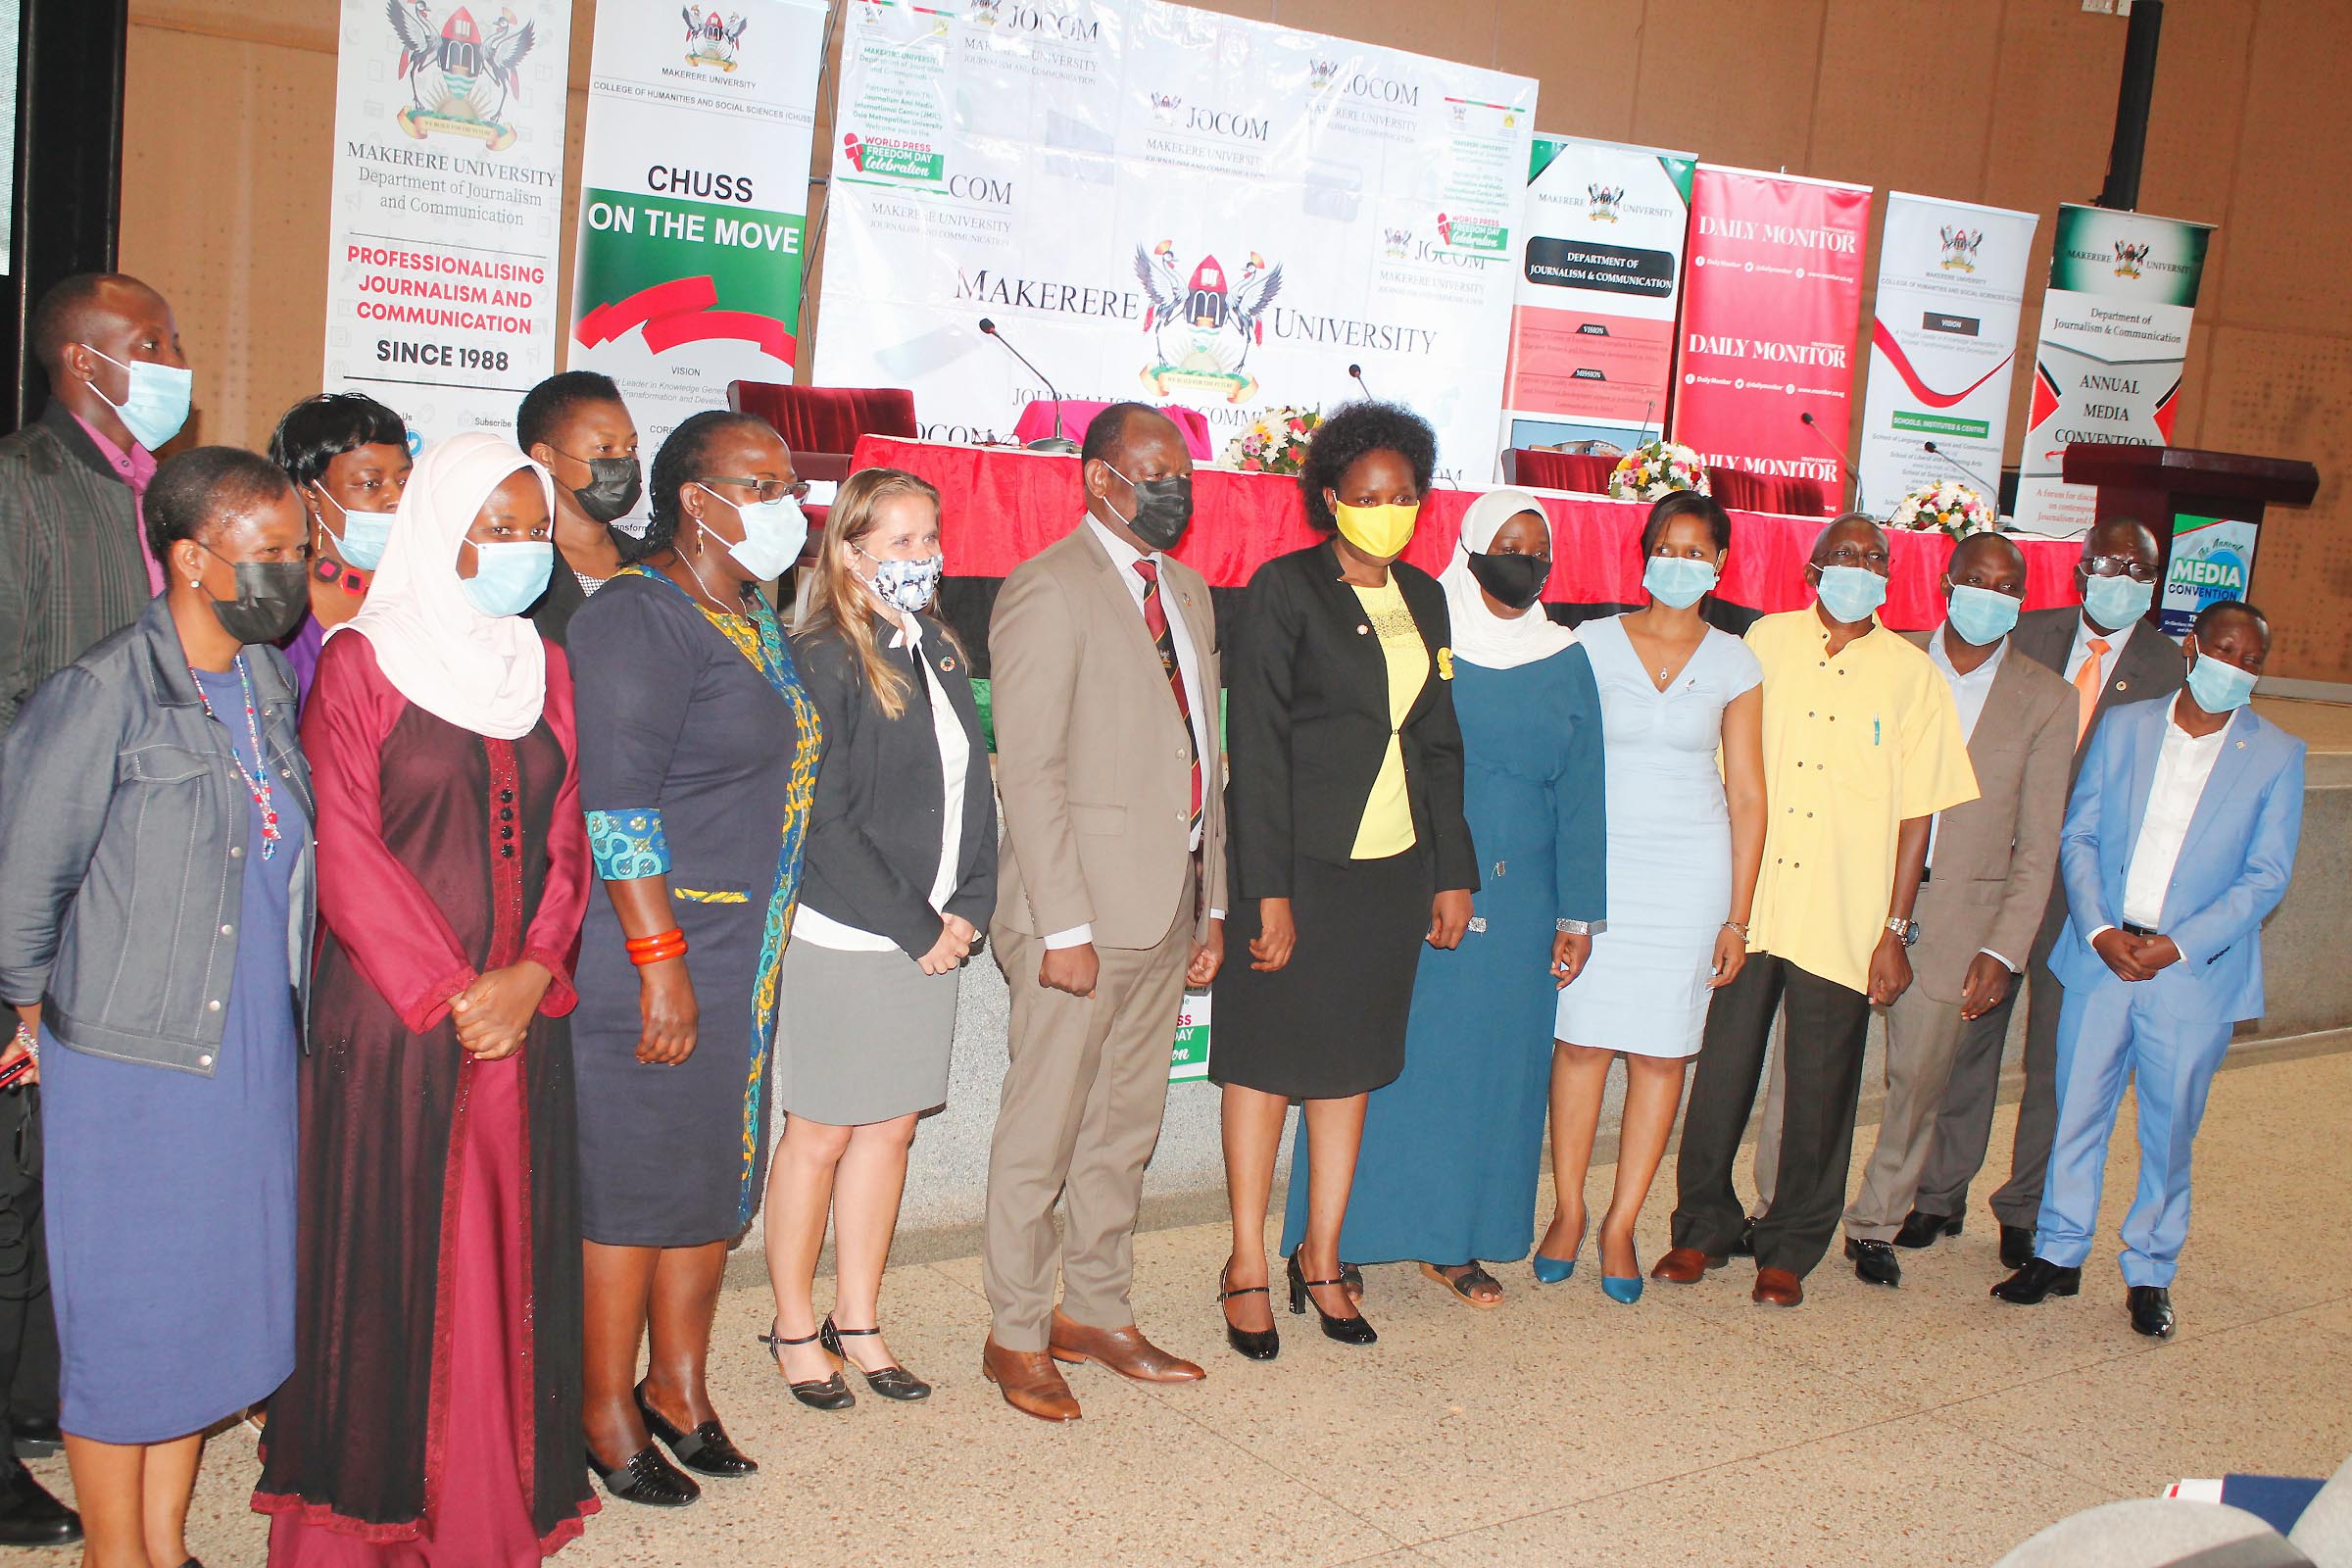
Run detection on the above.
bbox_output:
[1281,488,1605,1305]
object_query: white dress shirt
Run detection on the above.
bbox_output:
[791,614,973,953]
[2111,697,2230,932]
[1044,515,1219,950]
[2065,613,2128,693]
[1926,627,2018,970]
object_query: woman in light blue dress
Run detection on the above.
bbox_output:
[1544,492,1766,1301]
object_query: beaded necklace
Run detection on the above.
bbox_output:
[188,655,281,860]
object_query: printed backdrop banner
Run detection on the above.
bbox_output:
[1670,166,1872,513]
[1499,134,1694,455]
[321,0,572,445]
[569,0,829,506]
[2013,204,2214,537]
[813,0,1538,485]
[2158,512,2257,639]
[1856,192,2035,517]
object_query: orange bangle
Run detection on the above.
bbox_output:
[624,928,684,953]
[629,937,686,966]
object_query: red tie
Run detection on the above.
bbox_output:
[1133,560,1201,836]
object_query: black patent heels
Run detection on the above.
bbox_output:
[634,1383,758,1476]
[1288,1247,1377,1345]
[820,1316,932,1401]
[1218,1264,1280,1360]
[760,1320,857,1410]
[586,1441,701,1507]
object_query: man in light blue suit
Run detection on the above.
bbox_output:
[1991,601,2304,1339]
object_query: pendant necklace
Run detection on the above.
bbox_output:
[189,654,281,859]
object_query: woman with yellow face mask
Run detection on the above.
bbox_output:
[1210,401,1480,1356]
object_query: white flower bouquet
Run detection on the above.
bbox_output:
[1888,477,1996,538]
[1219,407,1322,475]
[1607,439,1711,502]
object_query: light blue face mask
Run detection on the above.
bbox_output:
[2184,651,2257,713]
[315,487,393,572]
[1944,582,2022,646]
[82,344,193,451]
[1643,555,1718,610]
[2080,571,2155,632]
[458,540,554,618]
[1813,564,1887,624]
[696,485,808,580]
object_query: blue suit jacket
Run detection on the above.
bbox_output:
[2049,695,2305,1023]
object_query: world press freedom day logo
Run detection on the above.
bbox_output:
[680,7,750,72]
[384,0,538,150]
[1134,242,1284,403]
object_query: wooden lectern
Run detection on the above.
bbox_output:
[2059,443,2320,632]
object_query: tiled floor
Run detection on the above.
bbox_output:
[29,1038,2352,1567]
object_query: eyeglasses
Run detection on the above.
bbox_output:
[2081,555,2158,582]
[698,475,810,504]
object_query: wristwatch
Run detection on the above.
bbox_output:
[1886,915,1920,948]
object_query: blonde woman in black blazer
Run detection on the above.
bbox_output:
[1211,402,1478,1355]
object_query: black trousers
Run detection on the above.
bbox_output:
[1671,952,1872,1278]
[0,1090,60,1446]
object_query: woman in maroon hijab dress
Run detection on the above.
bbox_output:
[255,432,598,1563]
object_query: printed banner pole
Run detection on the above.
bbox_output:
[1855,192,2036,517]
[568,0,831,515]
[320,0,573,446]
[1670,165,1872,513]
[1499,134,1694,457]
[2012,203,2213,538]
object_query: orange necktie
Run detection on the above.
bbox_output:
[2074,637,2110,745]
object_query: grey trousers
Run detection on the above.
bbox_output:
[1914,905,2064,1227]
[980,908,1192,1350]
[1842,987,1984,1241]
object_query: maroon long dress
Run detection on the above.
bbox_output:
[254,631,597,1563]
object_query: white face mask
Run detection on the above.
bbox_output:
[694,484,808,579]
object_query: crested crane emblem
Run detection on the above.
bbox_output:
[681,7,750,70]
[1938,225,1984,271]
[386,0,536,150]
[1587,183,1626,221]
[2112,240,2151,278]
[1134,241,1284,403]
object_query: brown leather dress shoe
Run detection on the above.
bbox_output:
[1048,1312,1205,1384]
[1649,1246,1727,1284]
[1752,1267,1803,1307]
[982,1337,1082,1422]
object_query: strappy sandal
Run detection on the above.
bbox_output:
[820,1316,931,1401]
[1218,1264,1279,1360]
[760,1319,856,1410]
[1420,1260,1505,1309]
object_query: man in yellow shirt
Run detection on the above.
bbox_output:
[1655,514,1978,1306]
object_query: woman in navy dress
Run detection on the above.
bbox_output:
[0,449,314,1568]
[568,412,820,1504]
[1281,488,1605,1305]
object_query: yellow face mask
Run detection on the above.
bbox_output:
[1332,499,1420,559]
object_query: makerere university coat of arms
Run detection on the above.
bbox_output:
[386,0,537,150]
[682,8,750,70]
[1134,241,1284,403]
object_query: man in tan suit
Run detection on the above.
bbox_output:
[1838,533,2077,1287]
[980,405,1226,1420]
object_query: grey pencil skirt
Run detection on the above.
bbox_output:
[776,938,961,1126]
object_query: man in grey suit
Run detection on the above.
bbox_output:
[1839,534,2077,1287]
[979,405,1226,1421]
[1903,516,2184,1267]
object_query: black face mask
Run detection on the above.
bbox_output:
[1466,550,1549,611]
[202,551,311,645]
[1103,462,1193,552]
[565,454,643,524]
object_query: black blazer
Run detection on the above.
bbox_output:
[1226,541,1478,902]
[791,613,997,958]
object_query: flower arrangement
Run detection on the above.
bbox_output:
[1607,439,1711,502]
[1888,477,1996,538]
[1220,406,1322,475]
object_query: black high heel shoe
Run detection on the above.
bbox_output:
[1217,1264,1279,1360]
[760,1319,856,1410]
[633,1383,759,1476]
[1288,1247,1376,1346]
[585,1441,701,1507]
[820,1317,932,1401]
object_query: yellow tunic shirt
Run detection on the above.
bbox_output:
[1742,609,1978,994]
[1349,576,1429,858]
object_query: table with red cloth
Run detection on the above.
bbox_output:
[850,436,2081,669]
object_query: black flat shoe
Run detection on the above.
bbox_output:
[1894,1211,1960,1250]
[1990,1257,2082,1304]
[0,1457,79,1545]
[586,1443,700,1507]
[1731,1216,1757,1257]
[820,1317,932,1400]
[1218,1265,1279,1361]
[1845,1237,1902,1288]
[2127,1285,2176,1340]
[760,1320,856,1410]
[1288,1247,1376,1346]
[1998,1222,2036,1271]
[634,1383,758,1476]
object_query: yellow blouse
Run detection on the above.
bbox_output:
[1349,576,1429,858]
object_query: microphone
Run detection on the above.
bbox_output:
[1798,410,1863,514]
[1923,440,2001,503]
[1348,363,1373,400]
[1632,398,1656,448]
[978,318,1078,454]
